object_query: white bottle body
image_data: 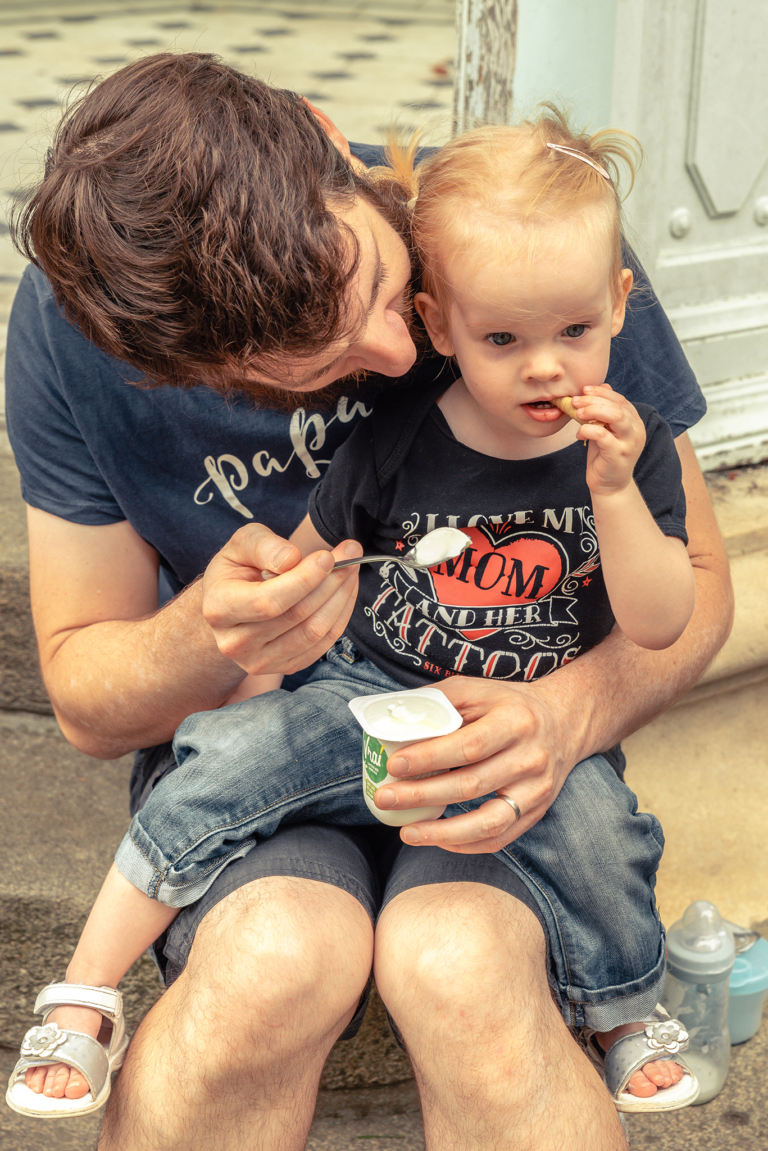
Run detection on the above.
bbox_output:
[661,971,731,1104]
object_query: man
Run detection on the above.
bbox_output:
[6,54,732,1149]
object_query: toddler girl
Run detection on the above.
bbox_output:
[9,108,699,1118]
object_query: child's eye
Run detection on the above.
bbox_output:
[563,324,588,338]
[487,332,513,346]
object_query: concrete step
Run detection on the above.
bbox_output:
[686,465,768,705]
[1,697,765,1143]
[1,999,766,1149]
[1,665,766,1111]
[0,438,50,713]
[0,709,413,1090]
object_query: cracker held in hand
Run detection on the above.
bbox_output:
[551,396,601,425]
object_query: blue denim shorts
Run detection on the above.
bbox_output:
[128,639,666,1030]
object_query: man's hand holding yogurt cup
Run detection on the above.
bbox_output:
[355,674,584,855]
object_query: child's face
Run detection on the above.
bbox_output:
[415,223,632,455]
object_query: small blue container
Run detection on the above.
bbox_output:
[728,936,768,1045]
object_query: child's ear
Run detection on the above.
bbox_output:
[414,292,454,356]
[611,269,634,336]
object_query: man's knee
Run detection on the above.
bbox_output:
[375,883,551,1037]
[180,876,374,1047]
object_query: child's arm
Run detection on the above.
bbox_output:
[290,514,335,558]
[570,384,696,650]
[223,672,284,705]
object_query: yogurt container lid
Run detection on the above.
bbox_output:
[348,687,463,742]
[729,936,768,994]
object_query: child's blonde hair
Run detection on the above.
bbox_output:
[378,106,640,321]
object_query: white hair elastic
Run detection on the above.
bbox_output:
[546,143,611,181]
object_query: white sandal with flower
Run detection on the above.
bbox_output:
[586,1006,699,1113]
[6,983,128,1119]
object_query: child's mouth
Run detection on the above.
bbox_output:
[524,400,564,423]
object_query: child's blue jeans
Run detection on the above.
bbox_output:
[115,637,666,1030]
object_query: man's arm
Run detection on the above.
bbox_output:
[28,507,361,759]
[371,433,734,851]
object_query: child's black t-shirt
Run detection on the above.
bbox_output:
[309,378,687,686]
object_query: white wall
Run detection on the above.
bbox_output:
[513,0,617,129]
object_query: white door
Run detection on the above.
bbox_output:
[613,0,768,468]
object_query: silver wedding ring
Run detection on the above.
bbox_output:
[496,793,522,822]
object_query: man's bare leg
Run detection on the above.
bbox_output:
[375,883,628,1151]
[98,876,373,1151]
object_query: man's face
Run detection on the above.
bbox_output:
[241,196,417,410]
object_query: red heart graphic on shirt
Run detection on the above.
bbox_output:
[429,527,567,640]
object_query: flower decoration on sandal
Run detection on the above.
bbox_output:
[21,1023,68,1059]
[644,1019,689,1055]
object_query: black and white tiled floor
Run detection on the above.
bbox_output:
[0,0,455,411]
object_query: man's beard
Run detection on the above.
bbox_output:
[234,367,373,413]
[227,282,418,413]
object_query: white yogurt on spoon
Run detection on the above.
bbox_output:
[408,527,472,568]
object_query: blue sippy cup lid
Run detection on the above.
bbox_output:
[666,900,736,981]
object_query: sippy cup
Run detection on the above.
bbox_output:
[661,900,736,1104]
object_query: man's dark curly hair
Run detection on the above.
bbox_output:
[12,52,412,392]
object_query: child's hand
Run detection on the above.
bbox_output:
[570,384,646,497]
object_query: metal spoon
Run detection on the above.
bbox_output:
[261,527,471,579]
[332,527,472,571]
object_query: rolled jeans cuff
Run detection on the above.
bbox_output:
[114,825,258,908]
[578,967,666,1032]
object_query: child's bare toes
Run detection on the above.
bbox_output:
[643,1059,684,1089]
[625,1068,658,1097]
[24,1066,48,1094]
[43,1063,69,1098]
[64,1068,90,1099]
[35,1062,89,1100]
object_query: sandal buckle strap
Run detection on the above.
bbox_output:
[34,982,123,1022]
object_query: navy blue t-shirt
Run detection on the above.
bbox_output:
[5,264,387,594]
[5,144,705,593]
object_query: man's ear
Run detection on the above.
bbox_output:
[302,98,352,161]
[611,269,634,336]
[414,292,454,356]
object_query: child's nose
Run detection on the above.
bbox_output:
[523,349,563,382]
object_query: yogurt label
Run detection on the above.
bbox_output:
[363,734,389,789]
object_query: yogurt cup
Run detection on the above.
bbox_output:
[348,687,463,827]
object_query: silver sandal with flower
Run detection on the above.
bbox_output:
[6,983,128,1119]
[586,1005,699,1112]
